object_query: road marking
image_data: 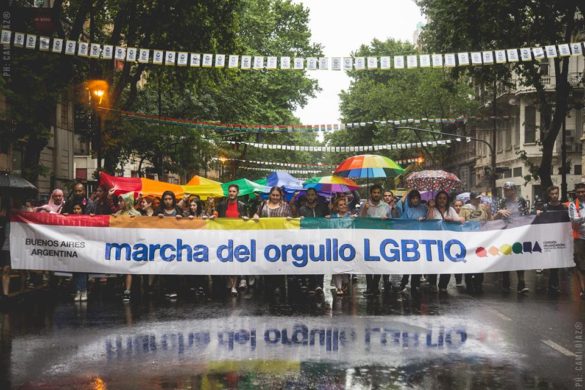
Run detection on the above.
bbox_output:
[492,310,512,321]
[542,339,576,357]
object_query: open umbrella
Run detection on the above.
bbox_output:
[304,175,359,194]
[405,170,462,192]
[266,171,304,192]
[0,173,37,193]
[334,154,405,179]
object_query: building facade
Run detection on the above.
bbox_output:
[446,56,585,205]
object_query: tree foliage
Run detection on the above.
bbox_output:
[416,0,585,190]
[328,38,478,172]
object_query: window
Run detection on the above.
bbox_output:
[525,106,536,143]
[60,101,69,129]
[513,167,522,177]
[75,168,87,180]
[505,119,512,149]
[575,165,582,175]
[514,115,521,147]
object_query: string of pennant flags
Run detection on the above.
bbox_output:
[223,138,456,153]
[3,29,584,71]
[238,166,326,175]
[213,157,421,169]
[115,108,504,135]
[211,157,337,169]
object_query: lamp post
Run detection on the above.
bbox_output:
[396,126,497,197]
[85,80,109,170]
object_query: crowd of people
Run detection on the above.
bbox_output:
[1,179,584,303]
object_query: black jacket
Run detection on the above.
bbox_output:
[216,199,247,218]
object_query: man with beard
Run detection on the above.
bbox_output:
[360,184,391,296]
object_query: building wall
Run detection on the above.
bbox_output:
[449,56,584,204]
[0,93,75,196]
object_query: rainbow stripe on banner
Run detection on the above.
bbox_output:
[9,212,573,275]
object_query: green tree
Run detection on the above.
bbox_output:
[416,0,585,190]
[1,0,240,183]
[114,0,323,181]
[328,38,477,170]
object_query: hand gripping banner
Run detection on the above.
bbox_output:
[9,212,573,275]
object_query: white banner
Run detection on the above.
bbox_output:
[9,212,573,275]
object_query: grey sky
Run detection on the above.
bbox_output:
[294,0,424,125]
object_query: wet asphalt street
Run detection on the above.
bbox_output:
[0,271,584,389]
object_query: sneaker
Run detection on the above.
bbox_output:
[231,287,238,297]
[74,291,82,302]
[518,287,529,294]
[80,291,88,302]
[165,292,178,300]
[536,269,543,274]
[336,288,344,296]
[238,279,247,290]
[248,276,256,287]
[314,286,324,297]
[122,290,131,302]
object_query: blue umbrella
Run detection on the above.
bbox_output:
[266,171,304,191]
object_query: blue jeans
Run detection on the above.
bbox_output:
[73,273,87,291]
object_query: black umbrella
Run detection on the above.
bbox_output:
[0,173,37,193]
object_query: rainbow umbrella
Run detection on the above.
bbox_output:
[406,170,462,192]
[334,154,405,179]
[304,175,360,194]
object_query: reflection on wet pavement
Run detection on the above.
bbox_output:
[1,273,583,389]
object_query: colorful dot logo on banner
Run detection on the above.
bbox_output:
[476,241,542,257]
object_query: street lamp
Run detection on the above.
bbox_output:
[396,126,497,197]
[84,80,109,170]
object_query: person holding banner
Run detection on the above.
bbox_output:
[399,190,428,294]
[537,185,567,294]
[35,188,65,214]
[138,196,155,217]
[218,184,250,297]
[495,182,529,294]
[568,183,585,300]
[360,184,391,296]
[66,201,90,302]
[426,191,464,293]
[298,188,330,295]
[154,191,183,219]
[153,191,182,301]
[62,182,95,215]
[254,186,292,298]
[328,197,353,296]
[112,192,141,302]
[91,185,116,215]
[460,192,490,294]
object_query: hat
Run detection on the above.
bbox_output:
[503,181,516,190]
[469,192,482,199]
